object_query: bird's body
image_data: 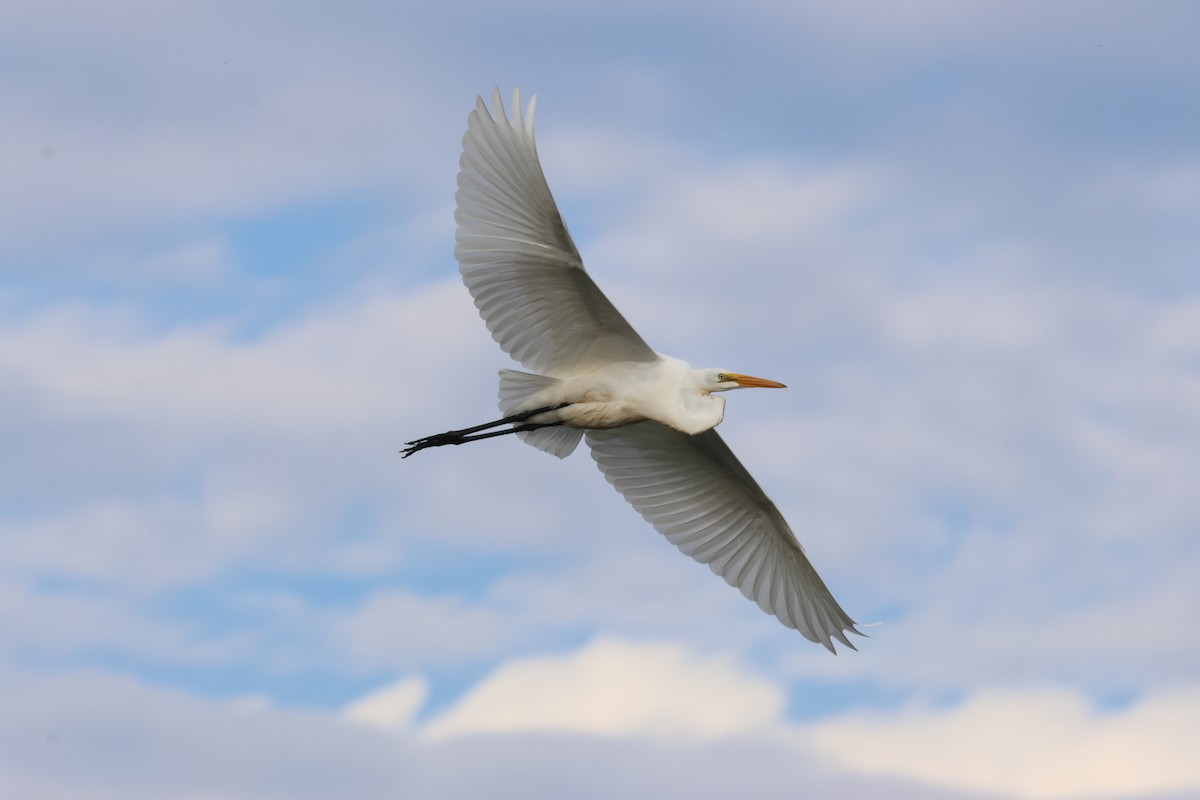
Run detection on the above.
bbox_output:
[405,89,861,652]
[514,356,729,435]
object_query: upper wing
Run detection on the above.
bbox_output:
[456,88,657,374]
[586,423,861,652]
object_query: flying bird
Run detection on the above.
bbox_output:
[405,89,860,652]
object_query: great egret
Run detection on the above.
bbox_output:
[406,89,860,652]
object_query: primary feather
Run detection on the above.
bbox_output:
[588,423,859,652]
[456,88,656,374]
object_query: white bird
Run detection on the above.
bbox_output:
[405,88,861,652]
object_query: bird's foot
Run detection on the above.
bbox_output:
[402,431,467,458]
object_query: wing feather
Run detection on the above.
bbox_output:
[456,88,656,374]
[587,422,860,652]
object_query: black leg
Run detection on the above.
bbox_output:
[402,404,569,458]
[402,422,561,458]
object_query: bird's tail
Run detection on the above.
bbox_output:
[498,369,583,458]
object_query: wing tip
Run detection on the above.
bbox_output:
[818,617,870,655]
[475,86,536,132]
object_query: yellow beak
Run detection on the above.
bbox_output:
[731,373,787,389]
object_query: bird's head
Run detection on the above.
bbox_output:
[704,370,787,393]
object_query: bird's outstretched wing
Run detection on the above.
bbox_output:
[587,423,861,652]
[456,88,657,375]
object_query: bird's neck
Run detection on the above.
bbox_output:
[676,389,725,434]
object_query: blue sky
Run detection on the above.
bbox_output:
[3,1,1199,798]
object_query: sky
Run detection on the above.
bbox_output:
[2,1,1199,798]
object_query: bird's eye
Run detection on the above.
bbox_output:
[717,372,729,382]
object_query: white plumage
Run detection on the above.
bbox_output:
[407,88,860,652]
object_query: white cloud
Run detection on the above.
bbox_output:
[804,685,1200,800]
[0,279,494,577]
[0,578,242,663]
[342,675,429,732]
[0,491,304,592]
[0,280,484,438]
[7,647,1197,800]
[335,589,515,671]
[421,637,784,741]
[0,661,983,800]
[0,3,458,259]
[0,666,401,800]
